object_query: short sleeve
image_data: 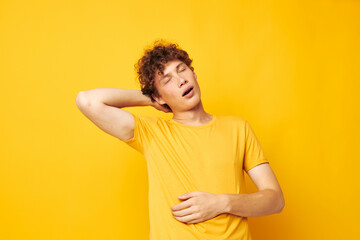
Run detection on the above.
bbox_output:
[120,112,157,155]
[243,120,269,172]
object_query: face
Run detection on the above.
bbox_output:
[152,59,201,112]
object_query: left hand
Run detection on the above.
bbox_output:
[171,191,226,224]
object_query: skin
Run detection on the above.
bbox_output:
[152,60,285,224]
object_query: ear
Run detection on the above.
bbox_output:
[194,72,197,79]
[152,93,166,105]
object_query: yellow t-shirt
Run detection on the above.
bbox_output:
[121,113,269,240]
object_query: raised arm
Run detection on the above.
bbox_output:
[75,88,168,141]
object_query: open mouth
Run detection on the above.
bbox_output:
[182,87,193,97]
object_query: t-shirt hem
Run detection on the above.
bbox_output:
[245,159,269,173]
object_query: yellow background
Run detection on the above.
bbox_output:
[1,0,359,239]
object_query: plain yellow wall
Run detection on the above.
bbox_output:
[1,0,359,239]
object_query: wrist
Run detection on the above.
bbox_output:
[139,91,154,107]
[147,98,155,107]
[218,194,231,214]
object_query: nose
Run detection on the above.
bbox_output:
[177,77,187,87]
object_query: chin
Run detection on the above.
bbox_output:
[189,97,202,109]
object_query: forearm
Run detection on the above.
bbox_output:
[78,88,153,108]
[219,189,284,217]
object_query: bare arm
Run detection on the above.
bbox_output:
[170,163,284,224]
[78,88,154,108]
[75,88,169,141]
[220,163,285,217]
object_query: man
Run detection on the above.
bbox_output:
[76,40,284,239]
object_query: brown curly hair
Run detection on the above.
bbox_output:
[134,39,194,111]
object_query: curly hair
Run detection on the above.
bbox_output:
[134,39,194,111]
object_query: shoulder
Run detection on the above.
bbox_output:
[131,113,161,121]
[216,115,248,125]
[129,113,164,127]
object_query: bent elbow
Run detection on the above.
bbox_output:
[76,91,87,108]
[276,193,285,213]
[76,91,94,111]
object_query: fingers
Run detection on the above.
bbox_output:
[173,211,200,224]
[171,199,192,211]
[172,205,195,217]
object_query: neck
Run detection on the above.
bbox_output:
[171,101,212,125]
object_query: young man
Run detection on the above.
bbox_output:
[76,40,284,240]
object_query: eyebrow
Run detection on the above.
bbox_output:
[161,63,184,81]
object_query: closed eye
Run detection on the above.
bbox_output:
[163,68,185,84]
